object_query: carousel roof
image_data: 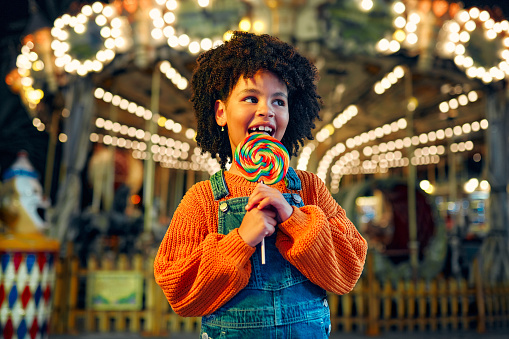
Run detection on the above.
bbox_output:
[1,0,509,194]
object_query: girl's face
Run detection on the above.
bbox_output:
[215,69,289,158]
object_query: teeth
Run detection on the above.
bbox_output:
[250,126,273,134]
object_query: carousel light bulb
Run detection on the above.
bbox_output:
[153,17,165,28]
[144,111,154,122]
[439,102,449,113]
[165,67,176,78]
[466,66,477,78]
[394,16,406,29]
[189,41,200,54]
[253,21,264,33]
[394,30,406,42]
[454,54,465,66]
[95,14,107,26]
[96,50,106,62]
[468,91,478,102]
[449,32,460,43]
[164,12,175,24]
[459,31,470,43]
[163,26,175,38]
[479,10,490,22]
[100,26,111,38]
[103,92,113,102]
[393,2,405,14]
[406,22,417,33]
[198,0,210,7]
[75,23,86,34]
[166,0,178,11]
[111,17,122,28]
[177,78,188,90]
[77,13,88,24]
[54,18,64,29]
[160,61,170,73]
[465,20,476,32]
[92,60,103,72]
[69,16,77,28]
[360,0,373,12]
[201,38,212,50]
[458,94,468,106]
[168,36,179,47]
[458,10,470,23]
[105,38,115,49]
[469,7,480,19]
[151,28,163,40]
[173,123,182,133]
[409,13,421,24]
[84,59,94,71]
[455,44,466,55]
[407,33,418,44]
[149,8,161,20]
[389,40,400,52]
[77,65,88,76]
[102,6,114,17]
[92,2,103,13]
[58,30,69,40]
[178,34,190,46]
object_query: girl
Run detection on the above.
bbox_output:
[154,31,367,338]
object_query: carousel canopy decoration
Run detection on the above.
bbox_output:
[328,117,488,193]
[159,60,188,90]
[319,0,429,56]
[12,41,46,110]
[316,116,408,183]
[297,64,408,175]
[439,7,509,84]
[51,2,132,76]
[155,0,248,54]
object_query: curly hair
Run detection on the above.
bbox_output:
[190,31,322,169]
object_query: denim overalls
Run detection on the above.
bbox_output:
[200,168,331,339]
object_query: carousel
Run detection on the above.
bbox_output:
[0,0,508,337]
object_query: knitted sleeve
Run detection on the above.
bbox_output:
[153,181,255,317]
[276,170,367,295]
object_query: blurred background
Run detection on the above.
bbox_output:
[0,0,508,338]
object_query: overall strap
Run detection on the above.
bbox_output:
[285,167,302,191]
[210,170,229,201]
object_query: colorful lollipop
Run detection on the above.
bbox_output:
[234,133,290,185]
[234,133,290,265]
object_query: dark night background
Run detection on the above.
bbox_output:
[0,0,508,194]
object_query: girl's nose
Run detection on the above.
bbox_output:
[257,101,275,117]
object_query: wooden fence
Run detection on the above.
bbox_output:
[50,250,509,336]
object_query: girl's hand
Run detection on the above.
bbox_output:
[238,207,277,247]
[245,182,293,223]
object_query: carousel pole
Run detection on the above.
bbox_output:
[143,64,160,233]
[43,108,60,197]
[479,83,509,284]
[405,66,419,280]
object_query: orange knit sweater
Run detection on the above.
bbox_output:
[154,170,367,317]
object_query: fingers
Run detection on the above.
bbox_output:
[238,207,277,247]
[245,182,293,223]
[245,182,278,211]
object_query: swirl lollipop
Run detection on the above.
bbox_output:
[234,133,290,185]
[234,133,290,265]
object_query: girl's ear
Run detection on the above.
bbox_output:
[215,100,226,127]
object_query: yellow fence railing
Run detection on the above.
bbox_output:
[50,249,509,336]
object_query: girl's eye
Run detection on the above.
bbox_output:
[274,99,286,107]
[244,96,258,103]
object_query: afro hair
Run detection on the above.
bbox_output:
[190,31,322,169]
